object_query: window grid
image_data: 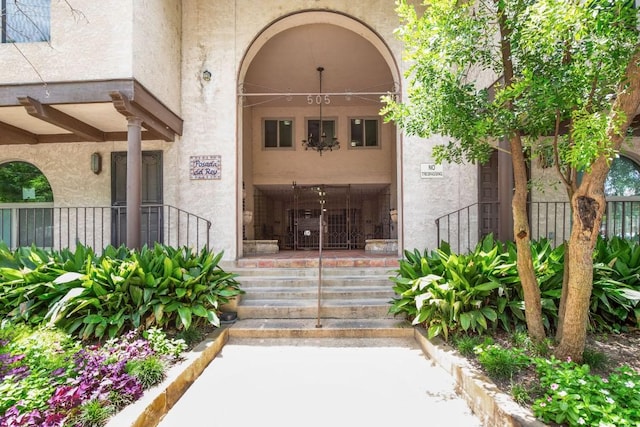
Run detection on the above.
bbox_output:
[264,119,294,149]
[1,0,51,43]
[349,118,379,148]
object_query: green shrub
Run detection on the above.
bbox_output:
[126,356,166,389]
[0,243,244,340]
[452,333,483,358]
[582,348,608,370]
[392,234,640,340]
[534,358,640,426]
[72,399,115,427]
[510,383,532,405]
[143,327,187,359]
[474,343,528,380]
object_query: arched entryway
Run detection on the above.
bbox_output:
[237,11,401,256]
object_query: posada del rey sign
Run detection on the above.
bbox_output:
[190,155,221,180]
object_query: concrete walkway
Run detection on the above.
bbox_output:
[156,337,485,427]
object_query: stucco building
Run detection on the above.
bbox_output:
[1,1,639,260]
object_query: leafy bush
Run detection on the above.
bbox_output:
[126,356,166,389]
[391,234,640,339]
[534,358,640,426]
[0,243,244,340]
[452,333,484,358]
[591,236,640,332]
[143,327,187,360]
[473,343,529,380]
[0,324,184,426]
[390,236,507,339]
[71,399,115,427]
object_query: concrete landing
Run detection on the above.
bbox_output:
[107,324,546,427]
[157,336,485,427]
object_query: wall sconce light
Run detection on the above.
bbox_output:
[202,70,212,81]
[90,152,102,175]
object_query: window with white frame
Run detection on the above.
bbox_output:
[349,118,379,147]
[1,0,51,43]
[264,119,294,148]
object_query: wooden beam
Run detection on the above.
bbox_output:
[37,131,160,143]
[110,91,175,142]
[18,96,105,142]
[132,81,183,135]
[0,80,136,106]
[0,121,38,144]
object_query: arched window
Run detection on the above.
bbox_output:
[604,156,640,198]
[603,155,640,239]
[0,161,53,248]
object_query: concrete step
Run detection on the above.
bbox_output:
[236,277,392,288]
[237,299,394,319]
[231,263,400,321]
[232,266,397,278]
[226,318,414,338]
[241,286,395,300]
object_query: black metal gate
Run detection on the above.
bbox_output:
[251,184,392,250]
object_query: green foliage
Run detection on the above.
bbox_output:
[126,356,166,389]
[72,399,115,427]
[0,324,80,415]
[0,161,53,203]
[391,235,640,339]
[384,0,637,172]
[474,343,529,380]
[582,348,608,371]
[534,358,640,426]
[510,383,533,406]
[0,243,244,340]
[175,327,205,346]
[590,236,640,332]
[143,327,187,360]
[390,235,565,339]
[452,333,483,358]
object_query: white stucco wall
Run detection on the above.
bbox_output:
[132,0,182,113]
[0,1,181,114]
[0,1,133,83]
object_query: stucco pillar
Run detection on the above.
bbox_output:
[126,116,143,250]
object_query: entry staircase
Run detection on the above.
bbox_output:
[224,255,413,338]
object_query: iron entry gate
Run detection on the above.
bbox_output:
[251,184,392,250]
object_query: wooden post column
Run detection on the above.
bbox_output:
[127,116,143,249]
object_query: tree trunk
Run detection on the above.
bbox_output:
[555,252,570,343]
[496,2,546,341]
[511,133,546,341]
[555,48,640,361]
[555,190,606,362]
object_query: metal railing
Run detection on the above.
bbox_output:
[436,200,640,253]
[0,204,211,253]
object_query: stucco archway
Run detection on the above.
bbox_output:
[236,10,402,256]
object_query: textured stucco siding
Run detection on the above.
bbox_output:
[133,0,182,114]
[0,1,134,83]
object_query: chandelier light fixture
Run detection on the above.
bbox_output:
[302,66,340,155]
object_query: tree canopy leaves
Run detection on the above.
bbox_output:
[383,0,638,171]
